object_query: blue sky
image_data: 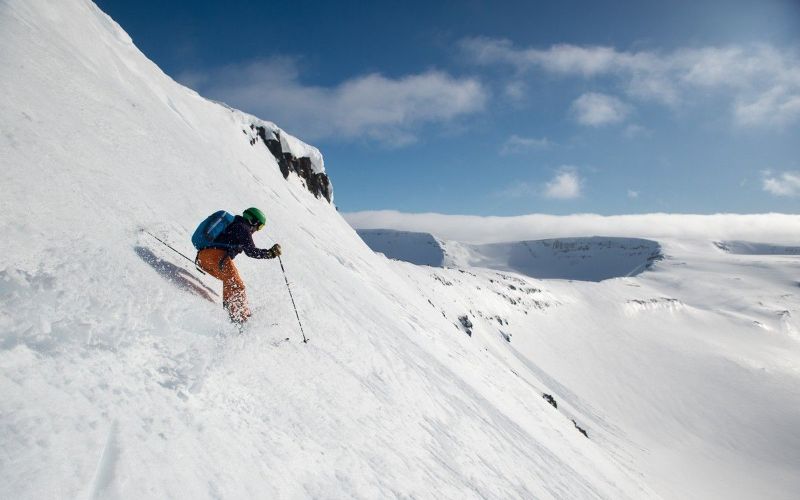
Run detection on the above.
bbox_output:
[96,0,800,215]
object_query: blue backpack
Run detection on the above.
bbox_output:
[192,210,235,250]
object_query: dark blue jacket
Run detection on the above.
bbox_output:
[212,215,275,259]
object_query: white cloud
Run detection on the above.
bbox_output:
[626,74,679,105]
[497,182,538,199]
[571,93,630,126]
[623,124,650,139]
[628,190,640,198]
[763,171,800,197]
[503,80,527,101]
[544,168,582,199]
[179,58,487,146]
[344,211,800,245]
[460,38,646,76]
[499,134,550,154]
[460,38,800,128]
[735,87,800,127]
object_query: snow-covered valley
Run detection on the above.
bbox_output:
[356,229,663,281]
[1,1,799,499]
[359,235,800,499]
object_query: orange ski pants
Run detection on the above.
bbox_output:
[196,248,251,323]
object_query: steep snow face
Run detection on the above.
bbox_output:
[386,238,800,500]
[357,231,661,281]
[444,237,662,281]
[0,1,656,499]
[357,229,445,266]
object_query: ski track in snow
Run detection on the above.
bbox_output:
[88,419,121,500]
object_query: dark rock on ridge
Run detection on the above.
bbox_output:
[251,124,332,202]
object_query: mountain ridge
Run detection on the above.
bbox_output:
[356,229,663,281]
[0,1,661,498]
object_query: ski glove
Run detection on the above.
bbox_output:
[267,243,282,258]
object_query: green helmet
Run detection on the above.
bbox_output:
[242,207,267,227]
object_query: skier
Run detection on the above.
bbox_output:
[195,207,281,324]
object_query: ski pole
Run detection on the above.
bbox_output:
[278,255,308,343]
[142,230,207,275]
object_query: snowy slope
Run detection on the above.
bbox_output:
[442,237,662,281]
[715,240,800,255]
[359,232,800,500]
[356,229,446,266]
[357,231,662,281]
[0,1,657,499]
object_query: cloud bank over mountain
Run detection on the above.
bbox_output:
[346,211,800,245]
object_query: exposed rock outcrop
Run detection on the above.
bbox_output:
[249,124,333,203]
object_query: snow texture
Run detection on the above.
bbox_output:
[358,231,662,281]
[374,237,800,500]
[1,1,657,499]
[1,1,799,499]
[444,237,662,281]
[357,229,446,267]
